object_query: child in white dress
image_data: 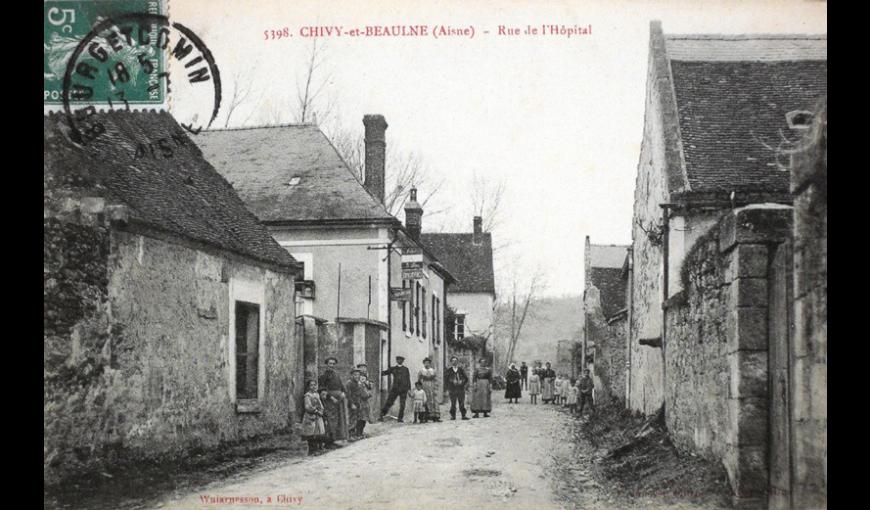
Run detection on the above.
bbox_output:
[412,382,428,423]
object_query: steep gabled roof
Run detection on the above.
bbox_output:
[419,233,495,295]
[44,111,297,270]
[193,125,397,225]
[648,23,827,199]
[586,244,629,320]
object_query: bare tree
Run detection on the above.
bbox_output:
[222,67,258,128]
[470,171,507,233]
[294,38,333,126]
[329,127,446,218]
[504,266,547,369]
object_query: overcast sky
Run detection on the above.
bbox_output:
[171,0,826,298]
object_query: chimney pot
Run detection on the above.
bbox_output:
[473,216,483,244]
[404,186,423,242]
[363,115,388,204]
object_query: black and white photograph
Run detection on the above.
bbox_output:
[44,1,827,508]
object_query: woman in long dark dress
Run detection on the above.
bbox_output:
[504,363,522,403]
[471,358,493,418]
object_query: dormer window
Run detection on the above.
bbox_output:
[786,110,813,130]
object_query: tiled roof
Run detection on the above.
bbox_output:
[193,125,396,224]
[665,35,827,62]
[419,233,495,295]
[670,60,827,193]
[588,267,627,320]
[664,34,827,194]
[44,111,297,269]
[589,245,628,269]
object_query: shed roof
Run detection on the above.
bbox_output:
[44,111,297,270]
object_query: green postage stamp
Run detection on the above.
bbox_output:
[43,0,167,106]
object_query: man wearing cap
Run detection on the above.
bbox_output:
[346,368,366,439]
[318,357,349,444]
[445,356,470,420]
[381,355,411,422]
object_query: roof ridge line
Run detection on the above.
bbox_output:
[203,123,317,132]
[665,34,827,40]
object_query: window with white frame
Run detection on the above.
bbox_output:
[455,313,466,340]
[229,277,265,407]
[234,301,260,400]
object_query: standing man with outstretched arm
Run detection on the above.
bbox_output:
[445,356,470,420]
[381,355,412,423]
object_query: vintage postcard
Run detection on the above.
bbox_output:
[44,1,827,509]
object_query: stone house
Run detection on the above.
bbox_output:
[582,238,629,404]
[627,22,826,508]
[421,216,497,372]
[195,116,455,412]
[44,111,301,485]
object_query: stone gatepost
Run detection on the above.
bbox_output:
[719,206,792,509]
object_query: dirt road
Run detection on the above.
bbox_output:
[149,399,605,510]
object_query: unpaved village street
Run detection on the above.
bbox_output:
[149,400,603,510]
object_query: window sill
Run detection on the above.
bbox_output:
[235,399,262,414]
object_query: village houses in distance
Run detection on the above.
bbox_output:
[44,20,826,510]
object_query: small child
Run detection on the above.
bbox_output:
[554,374,564,405]
[567,378,579,414]
[301,381,326,454]
[528,370,541,405]
[412,382,428,423]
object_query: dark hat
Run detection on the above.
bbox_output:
[350,368,362,375]
[324,356,338,364]
[356,363,368,368]
[423,357,432,363]
[396,355,405,361]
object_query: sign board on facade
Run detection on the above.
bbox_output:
[390,287,411,302]
[401,261,425,280]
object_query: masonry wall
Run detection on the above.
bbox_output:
[585,288,627,404]
[628,36,670,415]
[664,230,731,461]
[788,107,827,509]
[664,207,793,508]
[44,221,299,485]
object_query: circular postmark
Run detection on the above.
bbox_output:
[61,12,222,146]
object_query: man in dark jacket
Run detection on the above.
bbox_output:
[519,362,529,389]
[380,355,411,422]
[445,356,470,420]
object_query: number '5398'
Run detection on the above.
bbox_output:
[264,28,291,40]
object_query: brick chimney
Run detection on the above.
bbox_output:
[363,114,387,204]
[404,187,423,241]
[473,216,483,244]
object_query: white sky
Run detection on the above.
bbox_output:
[171,0,826,298]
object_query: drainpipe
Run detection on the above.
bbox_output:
[660,204,672,408]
